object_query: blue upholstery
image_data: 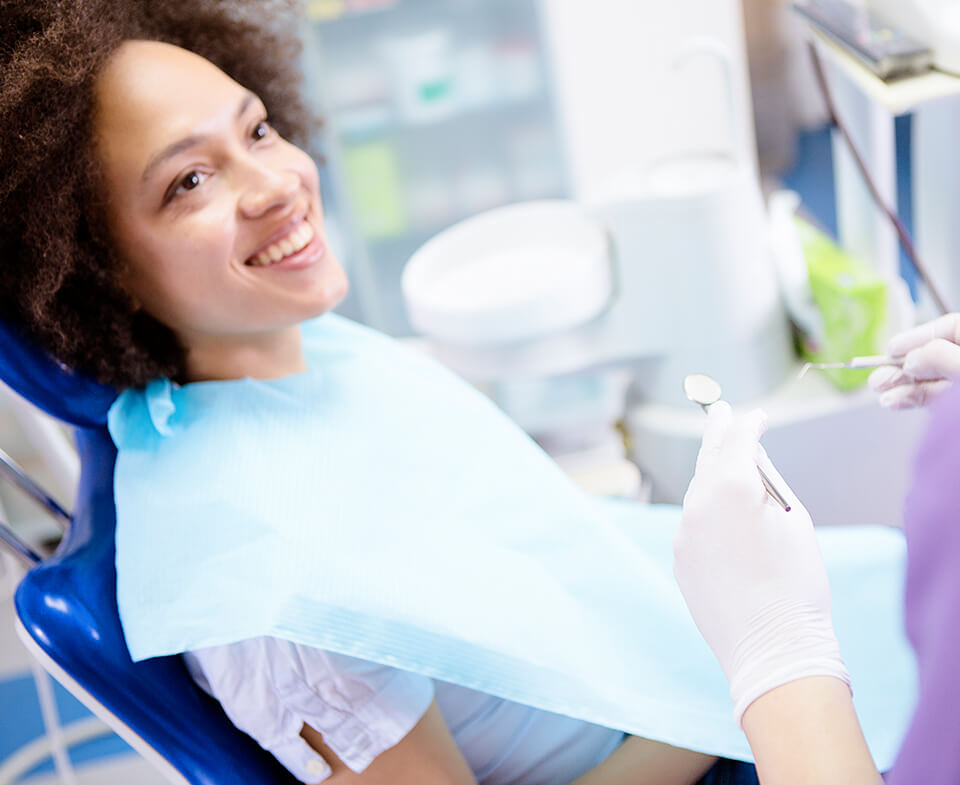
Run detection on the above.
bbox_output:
[0,321,116,429]
[0,321,300,784]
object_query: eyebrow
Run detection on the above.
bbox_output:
[140,92,259,184]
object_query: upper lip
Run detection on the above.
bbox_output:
[245,211,310,263]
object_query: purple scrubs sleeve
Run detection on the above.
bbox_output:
[889,382,960,785]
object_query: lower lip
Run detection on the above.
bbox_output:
[248,229,326,272]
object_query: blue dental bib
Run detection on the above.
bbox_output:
[110,314,915,766]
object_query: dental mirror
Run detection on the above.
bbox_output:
[682,373,792,512]
[683,373,722,412]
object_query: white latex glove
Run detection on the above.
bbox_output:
[674,402,850,724]
[869,313,960,409]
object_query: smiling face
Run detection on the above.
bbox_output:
[94,40,348,382]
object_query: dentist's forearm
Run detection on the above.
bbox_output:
[740,677,882,785]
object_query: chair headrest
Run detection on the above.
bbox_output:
[0,320,116,428]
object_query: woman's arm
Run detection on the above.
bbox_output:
[303,702,716,785]
[300,700,476,785]
[304,712,717,785]
[192,638,716,785]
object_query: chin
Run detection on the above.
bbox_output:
[301,273,349,321]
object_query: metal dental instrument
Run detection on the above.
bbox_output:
[798,355,905,378]
[683,374,792,513]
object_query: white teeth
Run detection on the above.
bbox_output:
[247,219,316,266]
[300,221,315,245]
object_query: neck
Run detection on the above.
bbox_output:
[182,325,306,383]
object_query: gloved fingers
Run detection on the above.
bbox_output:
[901,338,960,381]
[755,445,807,517]
[690,406,769,513]
[721,409,767,481]
[868,338,960,405]
[887,313,960,357]
[878,379,952,409]
[695,400,733,469]
[695,404,766,477]
[723,408,768,468]
[868,365,909,393]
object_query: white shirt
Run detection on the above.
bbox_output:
[184,637,624,784]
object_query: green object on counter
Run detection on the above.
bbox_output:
[797,217,888,391]
[344,142,407,240]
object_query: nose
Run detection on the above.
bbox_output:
[238,163,300,219]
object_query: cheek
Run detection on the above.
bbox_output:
[175,217,237,262]
[284,142,322,199]
[123,221,235,312]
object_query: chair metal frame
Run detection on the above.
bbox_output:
[0,437,188,784]
[0,449,113,785]
[0,320,302,785]
[14,617,191,785]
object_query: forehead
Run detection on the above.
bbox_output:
[94,40,248,176]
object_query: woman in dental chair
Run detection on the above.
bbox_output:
[0,3,751,782]
[0,2,913,784]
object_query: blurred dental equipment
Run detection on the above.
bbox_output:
[805,28,950,316]
[400,16,794,509]
[799,355,904,377]
[868,0,960,77]
[402,33,792,405]
[398,0,927,525]
[683,374,792,512]
[794,0,934,80]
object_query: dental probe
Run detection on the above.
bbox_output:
[798,355,905,378]
[682,374,791,513]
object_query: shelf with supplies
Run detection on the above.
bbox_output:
[799,23,960,315]
[335,90,549,143]
[320,25,547,141]
[302,0,566,336]
[339,111,565,248]
[305,0,398,24]
[812,29,960,116]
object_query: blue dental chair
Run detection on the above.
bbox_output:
[0,320,301,785]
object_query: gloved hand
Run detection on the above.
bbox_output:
[869,313,960,409]
[674,402,849,724]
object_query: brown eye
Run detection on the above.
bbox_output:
[251,120,272,141]
[180,171,202,190]
[164,170,210,205]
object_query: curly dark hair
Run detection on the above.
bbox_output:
[0,0,316,389]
